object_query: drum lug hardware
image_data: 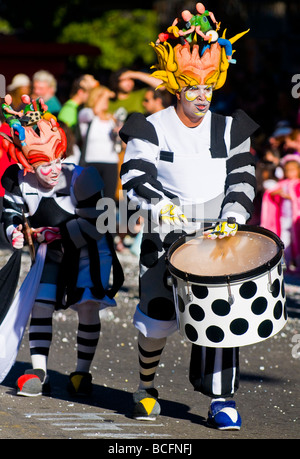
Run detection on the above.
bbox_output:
[227,277,234,305]
[167,276,174,287]
[185,274,193,301]
[281,257,287,272]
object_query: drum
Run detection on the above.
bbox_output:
[205,30,219,43]
[167,225,287,348]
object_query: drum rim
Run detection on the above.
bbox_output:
[166,225,284,284]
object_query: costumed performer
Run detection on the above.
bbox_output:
[0,94,124,397]
[261,154,300,272]
[120,3,258,430]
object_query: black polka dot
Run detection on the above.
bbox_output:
[277,263,282,276]
[230,318,249,335]
[185,324,198,342]
[271,279,280,298]
[273,300,283,320]
[251,297,268,315]
[239,281,257,299]
[211,299,231,316]
[192,285,209,299]
[258,320,273,338]
[284,302,288,320]
[206,326,224,343]
[177,295,185,313]
[281,280,285,298]
[189,304,205,321]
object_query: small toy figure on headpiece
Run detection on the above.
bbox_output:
[2,94,27,146]
[151,2,249,94]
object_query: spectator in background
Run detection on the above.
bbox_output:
[265,120,292,168]
[58,74,99,147]
[109,69,163,116]
[7,74,31,111]
[284,128,300,154]
[32,70,62,116]
[78,85,119,201]
[261,154,300,272]
[142,87,173,115]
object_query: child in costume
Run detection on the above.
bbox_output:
[261,154,300,271]
[0,95,123,396]
[120,3,258,430]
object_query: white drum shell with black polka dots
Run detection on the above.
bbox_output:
[169,227,287,348]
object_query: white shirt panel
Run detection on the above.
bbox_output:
[147,107,227,205]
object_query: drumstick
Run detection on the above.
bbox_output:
[188,217,236,224]
[22,209,35,262]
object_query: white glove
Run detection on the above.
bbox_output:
[11,224,24,249]
[205,219,238,239]
[159,204,188,226]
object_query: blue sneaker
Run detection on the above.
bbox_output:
[207,399,241,430]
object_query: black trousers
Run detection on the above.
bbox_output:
[189,345,240,398]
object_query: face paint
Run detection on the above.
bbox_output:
[35,159,62,189]
[180,84,213,121]
[184,85,213,103]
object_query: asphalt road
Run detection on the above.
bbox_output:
[0,247,299,442]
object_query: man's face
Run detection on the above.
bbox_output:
[35,159,62,189]
[32,81,53,100]
[178,84,213,124]
[143,90,157,114]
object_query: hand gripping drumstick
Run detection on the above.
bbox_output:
[22,209,35,262]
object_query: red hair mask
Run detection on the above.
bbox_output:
[1,95,67,175]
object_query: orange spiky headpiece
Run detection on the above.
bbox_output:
[0,94,67,175]
[150,3,249,94]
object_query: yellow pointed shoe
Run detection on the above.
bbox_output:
[132,388,161,421]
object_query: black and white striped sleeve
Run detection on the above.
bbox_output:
[220,110,258,224]
[1,164,25,242]
[120,114,172,223]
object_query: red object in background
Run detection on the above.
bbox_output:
[0,123,17,197]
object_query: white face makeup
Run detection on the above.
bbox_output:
[35,159,62,189]
[180,84,213,122]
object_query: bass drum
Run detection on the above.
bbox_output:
[167,225,287,348]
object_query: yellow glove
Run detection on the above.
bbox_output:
[160,204,188,226]
[205,218,238,239]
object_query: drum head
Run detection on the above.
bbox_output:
[169,228,282,281]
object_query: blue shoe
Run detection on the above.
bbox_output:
[207,400,241,430]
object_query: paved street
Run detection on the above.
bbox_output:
[0,245,299,441]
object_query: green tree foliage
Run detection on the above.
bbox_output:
[58,9,159,71]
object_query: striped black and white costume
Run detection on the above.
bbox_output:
[1,162,123,377]
[120,106,258,397]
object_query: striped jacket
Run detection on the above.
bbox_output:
[120,106,259,226]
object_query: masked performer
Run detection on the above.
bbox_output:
[120,3,258,430]
[0,96,123,397]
